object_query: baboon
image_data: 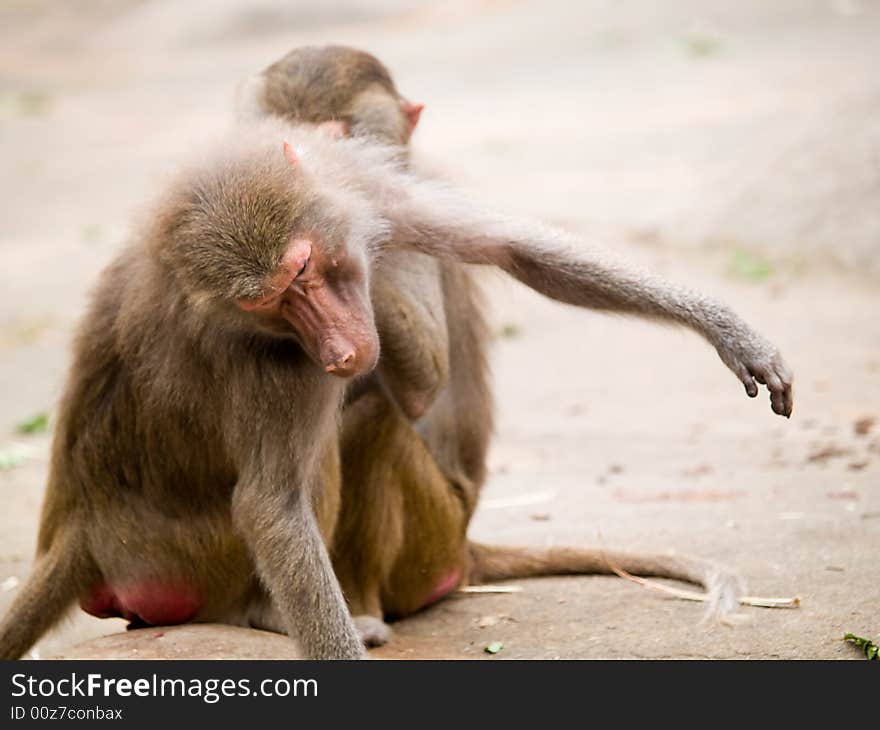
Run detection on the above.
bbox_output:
[243,45,424,146]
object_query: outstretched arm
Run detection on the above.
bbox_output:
[384,178,793,417]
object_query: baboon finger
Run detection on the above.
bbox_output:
[739,367,759,398]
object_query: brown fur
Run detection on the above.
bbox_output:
[258,46,413,145]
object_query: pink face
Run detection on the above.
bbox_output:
[235,236,379,378]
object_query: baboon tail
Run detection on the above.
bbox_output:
[467,541,743,619]
[0,525,91,659]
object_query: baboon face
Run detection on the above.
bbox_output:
[162,138,380,378]
[236,231,378,377]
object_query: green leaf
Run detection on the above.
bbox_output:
[16,411,50,435]
[844,633,880,660]
[728,247,773,282]
[498,323,521,339]
[684,33,722,59]
[485,641,504,654]
[0,90,50,120]
[0,449,26,471]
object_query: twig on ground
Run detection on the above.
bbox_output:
[458,585,523,595]
[600,551,801,609]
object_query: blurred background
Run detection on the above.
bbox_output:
[0,0,878,659]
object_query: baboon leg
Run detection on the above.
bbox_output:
[333,392,468,639]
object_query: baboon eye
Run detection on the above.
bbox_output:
[294,255,310,279]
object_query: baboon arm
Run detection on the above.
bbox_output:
[232,475,363,659]
[386,183,793,417]
[371,251,449,420]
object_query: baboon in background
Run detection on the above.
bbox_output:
[0,55,792,660]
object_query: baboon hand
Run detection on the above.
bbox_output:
[716,336,793,418]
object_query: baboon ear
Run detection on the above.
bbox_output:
[400,100,424,133]
[282,140,298,166]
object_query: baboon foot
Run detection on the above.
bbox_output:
[353,615,392,647]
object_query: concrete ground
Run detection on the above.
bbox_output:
[0,0,877,659]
